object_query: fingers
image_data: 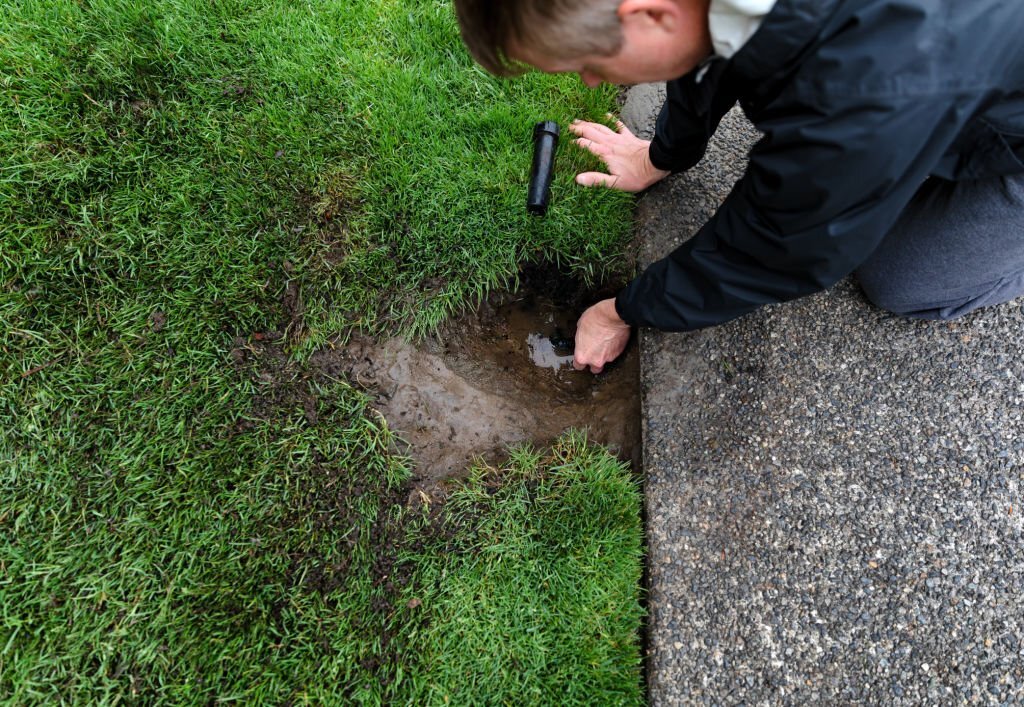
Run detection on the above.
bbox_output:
[569,116,633,140]
[575,171,620,189]
[569,115,651,192]
[573,136,609,157]
[570,121,614,140]
[610,117,634,136]
[569,117,634,161]
[572,356,603,375]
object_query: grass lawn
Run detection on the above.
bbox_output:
[1,0,643,703]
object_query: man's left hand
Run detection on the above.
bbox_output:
[569,118,670,193]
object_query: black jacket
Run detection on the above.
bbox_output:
[615,0,1024,330]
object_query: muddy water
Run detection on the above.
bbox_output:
[312,290,640,484]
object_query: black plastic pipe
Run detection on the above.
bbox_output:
[527,121,559,216]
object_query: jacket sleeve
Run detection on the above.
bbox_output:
[649,60,743,173]
[616,94,970,331]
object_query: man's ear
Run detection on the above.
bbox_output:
[616,0,683,32]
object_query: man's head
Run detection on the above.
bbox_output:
[454,0,712,86]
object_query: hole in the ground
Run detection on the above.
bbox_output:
[311,263,641,485]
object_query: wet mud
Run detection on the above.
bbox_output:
[312,268,641,484]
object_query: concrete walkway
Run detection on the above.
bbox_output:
[623,87,1024,704]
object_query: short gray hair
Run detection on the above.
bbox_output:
[453,0,624,76]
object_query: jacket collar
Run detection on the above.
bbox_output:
[709,0,779,59]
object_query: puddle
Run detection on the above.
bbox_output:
[525,332,574,371]
[311,269,641,484]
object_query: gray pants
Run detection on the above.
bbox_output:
[856,173,1024,320]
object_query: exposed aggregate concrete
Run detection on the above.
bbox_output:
[626,90,1024,705]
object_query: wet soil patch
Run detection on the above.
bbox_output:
[312,263,642,485]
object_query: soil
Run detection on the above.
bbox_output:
[311,264,642,485]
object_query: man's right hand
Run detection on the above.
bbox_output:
[569,117,670,193]
[572,298,632,374]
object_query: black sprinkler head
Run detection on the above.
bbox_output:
[527,121,559,216]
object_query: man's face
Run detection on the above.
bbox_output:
[506,0,712,87]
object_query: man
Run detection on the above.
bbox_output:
[454,0,1024,373]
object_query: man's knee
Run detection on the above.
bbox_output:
[857,173,1024,321]
[856,268,1024,321]
[855,269,945,319]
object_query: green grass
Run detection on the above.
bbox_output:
[403,435,645,705]
[1,0,642,703]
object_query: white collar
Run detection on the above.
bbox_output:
[708,0,778,59]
